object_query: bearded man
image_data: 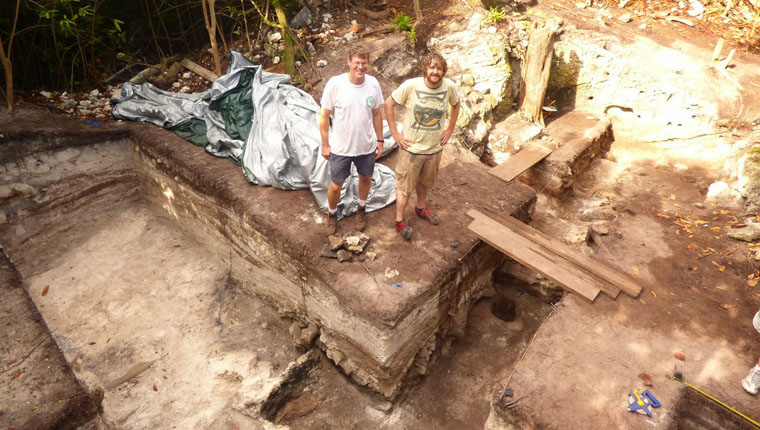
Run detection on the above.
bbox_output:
[384,52,460,240]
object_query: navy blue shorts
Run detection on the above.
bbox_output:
[329,152,375,184]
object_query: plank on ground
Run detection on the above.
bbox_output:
[484,210,642,298]
[480,208,620,299]
[467,213,601,303]
[488,145,552,183]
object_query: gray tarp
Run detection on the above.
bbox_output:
[112,51,397,218]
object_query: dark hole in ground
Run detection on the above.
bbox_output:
[672,384,758,430]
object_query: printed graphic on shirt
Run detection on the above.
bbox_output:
[411,90,447,130]
[366,96,375,107]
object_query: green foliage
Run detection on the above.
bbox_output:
[391,11,412,32]
[408,26,416,45]
[485,6,507,24]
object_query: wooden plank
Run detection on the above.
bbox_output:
[488,145,552,183]
[467,213,601,303]
[478,209,642,298]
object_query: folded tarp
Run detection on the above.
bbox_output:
[112,51,397,218]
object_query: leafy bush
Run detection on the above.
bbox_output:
[391,11,412,32]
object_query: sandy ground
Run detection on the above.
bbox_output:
[20,202,300,429]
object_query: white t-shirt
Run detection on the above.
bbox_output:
[320,73,384,156]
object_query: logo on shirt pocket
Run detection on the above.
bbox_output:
[366,96,375,107]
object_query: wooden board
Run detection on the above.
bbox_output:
[489,145,552,183]
[467,211,601,303]
[483,209,642,298]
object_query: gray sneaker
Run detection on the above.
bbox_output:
[742,367,760,395]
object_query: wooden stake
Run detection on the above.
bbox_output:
[518,19,561,127]
[180,58,219,82]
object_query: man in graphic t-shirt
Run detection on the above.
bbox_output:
[319,45,384,235]
[384,52,460,240]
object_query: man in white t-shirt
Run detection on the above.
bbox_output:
[319,45,384,235]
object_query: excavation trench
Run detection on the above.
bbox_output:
[0,109,551,429]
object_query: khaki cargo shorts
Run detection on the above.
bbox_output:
[395,149,442,196]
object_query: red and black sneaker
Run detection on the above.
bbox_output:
[414,207,440,225]
[395,219,413,240]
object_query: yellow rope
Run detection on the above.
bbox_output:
[674,377,760,429]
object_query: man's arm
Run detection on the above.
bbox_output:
[384,95,412,149]
[372,106,384,160]
[319,107,332,160]
[440,101,460,146]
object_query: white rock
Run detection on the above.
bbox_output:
[0,185,12,200]
[268,32,282,42]
[295,61,302,67]
[323,13,332,22]
[40,91,53,99]
[273,56,281,64]
[488,26,497,34]
[180,86,190,93]
[182,72,192,79]
[172,82,181,88]
[344,31,358,42]
[306,41,316,55]
[11,183,34,198]
[317,60,328,67]
[705,181,743,208]
[89,89,100,98]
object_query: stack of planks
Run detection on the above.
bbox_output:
[467,209,642,302]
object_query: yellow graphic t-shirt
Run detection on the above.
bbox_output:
[391,77,460,155]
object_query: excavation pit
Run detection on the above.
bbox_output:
[0,107,537,427]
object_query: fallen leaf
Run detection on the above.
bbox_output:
[650,290,657,298]
[153,384,158,392]
[632,266,640,276]
[749,274,756,279]
[747,279,758,287]
[671,193,676,200]
[691,266,698,271]
[688,285,700,294]
[129,379,140,384]
[674,352,686,361]
[720,303,736,310]
[695,220,709,226]
[41,285,49,296]
[710,227,721,232]
[720,210,733,215]
[711,261,725,272]
[12,369,21,380]
[687,244,697,249]
[755,293,760,297]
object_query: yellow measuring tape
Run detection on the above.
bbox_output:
[674,376,760,429]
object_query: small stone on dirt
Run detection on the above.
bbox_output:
[366,251,377,261]
[726,222,760,242]
[384,268,399,279]
[327,235,344,251]
[674,352,686,361]
[336,249,352,263]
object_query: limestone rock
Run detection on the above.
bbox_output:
[342,231,369,253]
[705,181,744,209]
[727,223,760,242]
[429,12,513,155]
[327,235,344,251]
[336,249,352,263]
[736,145,760,211]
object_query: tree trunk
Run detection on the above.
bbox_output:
[273,0,295,76]
[0,0,21,112]
[201,0,222,75]
[413,0,423,25]
[518,19,561,126]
